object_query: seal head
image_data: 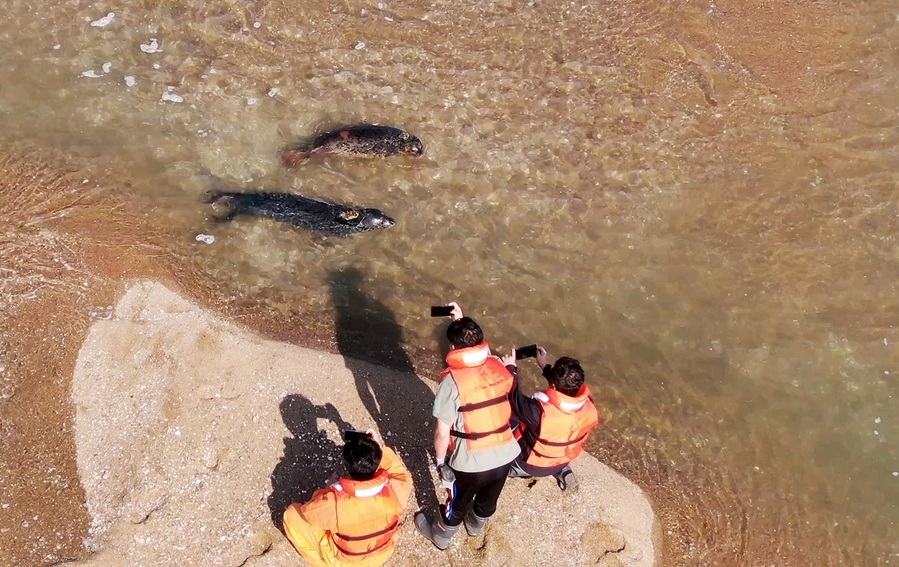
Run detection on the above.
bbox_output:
[337,207,395,231]
[398,131,425,156]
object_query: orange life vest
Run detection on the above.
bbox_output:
[329,468,404,560]
[441,342,515,452]
[515,385,599,469]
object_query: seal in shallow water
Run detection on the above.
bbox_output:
[202,190,396,237]
[282,125,424,168]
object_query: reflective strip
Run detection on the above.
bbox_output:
[559,399,587,411]
[534,391,587,411]
[353,481,387,498]
[460,348,489,365]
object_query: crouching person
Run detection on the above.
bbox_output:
[502,347,600,491]
[282,429,412,566]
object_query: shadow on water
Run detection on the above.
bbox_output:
[328,267,439,512]
[267,394,352,530]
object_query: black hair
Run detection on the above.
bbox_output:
[551,356,585,397]
[342,437,383,481]
[446,317,484,349]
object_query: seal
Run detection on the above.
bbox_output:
[282,125,424,168]
[202,190,396,237]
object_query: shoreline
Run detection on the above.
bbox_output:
[62,279,660,566]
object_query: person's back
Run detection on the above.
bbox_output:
[440,336,517,459]
[326,464,404,559]
[283,430,412,566]
[505,348,600,491]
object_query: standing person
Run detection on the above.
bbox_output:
[501,346,600,492]
[415,302,521,549]
[282,429,412,566]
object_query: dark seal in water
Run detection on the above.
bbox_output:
[282,125,424,168]
[203,190,396,237]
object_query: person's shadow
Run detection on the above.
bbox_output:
[267,394,352,529]
[328,267,439,512]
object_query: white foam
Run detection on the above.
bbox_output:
[124,76,136,87]
[90,13,115,28]
[140,38,162,54]
[161,92,184,103]
[80,70,105,78]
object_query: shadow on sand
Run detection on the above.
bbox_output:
[328,267,439,512]
[267,394,352,529]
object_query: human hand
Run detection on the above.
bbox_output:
[501,347,517,368]
[436,462,456,488]
[536,346,548,368]
[447,301,463,320]
[366,428,384,447]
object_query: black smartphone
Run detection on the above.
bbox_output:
[342,430,371,443]
[515,344,538,360]
[430,305,453,317]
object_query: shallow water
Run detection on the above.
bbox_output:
[1,0,897,564]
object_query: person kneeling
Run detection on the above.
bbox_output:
[502,346,600,492]
[282,429,412,566]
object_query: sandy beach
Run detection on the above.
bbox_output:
[58,280,660,566]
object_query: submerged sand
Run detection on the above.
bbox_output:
[64,281,659,566]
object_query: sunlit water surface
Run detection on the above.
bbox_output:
[1,0,897,564]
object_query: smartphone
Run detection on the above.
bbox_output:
[515,344,538,360]
[342,430,371,443]
[430,305,453,317]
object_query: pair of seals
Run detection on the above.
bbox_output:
[204,125,423,237]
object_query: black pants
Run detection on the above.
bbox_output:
[443,462,512,526]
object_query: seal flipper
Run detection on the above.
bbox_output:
[281,148,311,169]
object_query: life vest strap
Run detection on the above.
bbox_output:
[335,519,399,543]
[536,430,590,447]
[451,423,509,440]
[335,535,393,557]
[458,393,507,412]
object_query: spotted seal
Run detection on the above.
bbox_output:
[282,125,424,168]
[203,190,395,237]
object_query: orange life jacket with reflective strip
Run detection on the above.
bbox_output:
[328,469,404,560]
[441,342,514,452]
[515,385,599,469]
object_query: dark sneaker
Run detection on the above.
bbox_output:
[557,470,579,492]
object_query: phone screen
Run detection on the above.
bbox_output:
[430,305,453,317]
[515,344,538,360]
